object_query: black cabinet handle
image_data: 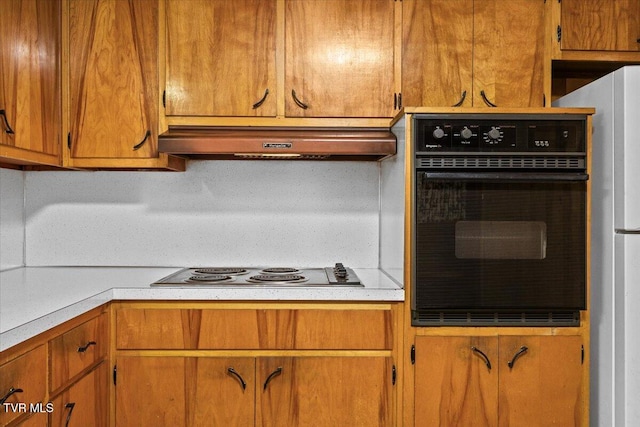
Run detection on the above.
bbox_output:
[227,367,247,391]
[252,89,270,109]
[64,402,76,427]
[452,90,467,107]
[508,346,529,369]
[263,366,283,390]
[480,90,497,107]
[0,109,15,134]
[133,130,151,151]
[0,387,23,404]
[77,341,96,353]
[471,346,492,370]
[291,90,308,110]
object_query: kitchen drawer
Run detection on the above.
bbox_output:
[0,345,46,426]
[49,314,107,392]
[116,307,394,350]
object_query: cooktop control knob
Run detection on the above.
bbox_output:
[487,127,501,140]
[461,126,473,140]
[334,263,348,279]
[432,127,445,139]
[483,126,504,145]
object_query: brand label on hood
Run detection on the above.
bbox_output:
[263,142,292,149]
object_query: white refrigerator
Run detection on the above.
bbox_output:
[555,65,640,427]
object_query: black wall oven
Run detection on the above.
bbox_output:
[412,113,588,326]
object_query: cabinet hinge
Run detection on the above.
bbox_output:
[543,94,547,107]
[392,365,397,385]
[557,25,562,43]
[581,345,584,365]
[113,365,117,385]
[67,132,71,150]
[411,344,416,364]
[162,90,166,109]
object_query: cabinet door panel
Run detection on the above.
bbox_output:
[258,357,393,426]
[473,0,545,107]
[414,336,499,427]
[498,335,584,427]
[0,0,60,157]
[50,364,108,427]
[165,0,276,117]
[68,0,158,159]
[560,0,640,52]
[402,0,473,107]
[285,0,395,117]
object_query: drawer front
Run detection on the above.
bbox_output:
[116,308,394,350]
[0,345,46,426]
[50,314,107,392]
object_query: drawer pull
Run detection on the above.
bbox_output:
[64,403,76,427]
[263,366,283,391]
[507,346,529,369]
[471,346,492,370]
[133,130,151,151]
[77,341,97,353]
[227,367,247,391]
[0,387,23,404]
[252,88,270,109]
[0,109,15,134]
[452,90,467,107]
[291,90,309,110]
[480,90,497,107]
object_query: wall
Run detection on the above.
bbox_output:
[0,168,25,270]
[23,161,380,268]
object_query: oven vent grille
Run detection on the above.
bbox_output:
[411,311,580,327]
[416,156,585,170]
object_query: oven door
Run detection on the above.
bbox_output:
[412,171,587,326]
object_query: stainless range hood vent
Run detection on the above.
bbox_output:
[158,126,397,161]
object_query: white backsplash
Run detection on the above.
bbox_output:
[24,161,380,267]
[0,168,25,270]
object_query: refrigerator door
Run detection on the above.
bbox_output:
[615,66,640,231]
[615,233,640,426]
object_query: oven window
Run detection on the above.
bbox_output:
[455,221,547,260]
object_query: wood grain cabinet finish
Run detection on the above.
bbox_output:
[0,345,47,426]
[116,308,394,350]
[49,363,108,427]
[66,0,182,170]
[559,0,640,52]
[115,356,393,427]
[49,313,107,393]
[11,412,48,426]
[414,335,584,427]
[284,0,395,118]
[0,0,61,167]
[402,0,545,108]
[165,0,277,117]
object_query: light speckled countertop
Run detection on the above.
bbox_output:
[0,266,404,352]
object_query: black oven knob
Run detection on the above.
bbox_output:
[461,127,473,140]
[432,127,445,139]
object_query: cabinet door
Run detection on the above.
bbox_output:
[414,336,499,426]
[0,0,60,164]
[402,0,473,107]
[560,0,640,52]
[68,0,158,159]
[498,335,584,427]
[285,0,395,117]
[257,356,394,426]
[115,357,255,427]
[49,363,108,427]
[473,0,545,107]
[165,0,277,117]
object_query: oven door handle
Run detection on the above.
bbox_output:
[419,172,589,182]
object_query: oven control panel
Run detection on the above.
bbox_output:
[413,114,586,153]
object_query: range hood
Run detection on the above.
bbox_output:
[158,126,396,160]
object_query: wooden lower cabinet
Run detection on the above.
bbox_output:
[49,363,108,427]
[414,335,584,427]
[115,355,393,427]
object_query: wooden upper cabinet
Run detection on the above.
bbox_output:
[560,0,640,52]
[402,0,545,108]
[402,0,473,108]
[0,0,61,167]
[165,0,277,117]
[66,0,182,169]
[285,0,395,118]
